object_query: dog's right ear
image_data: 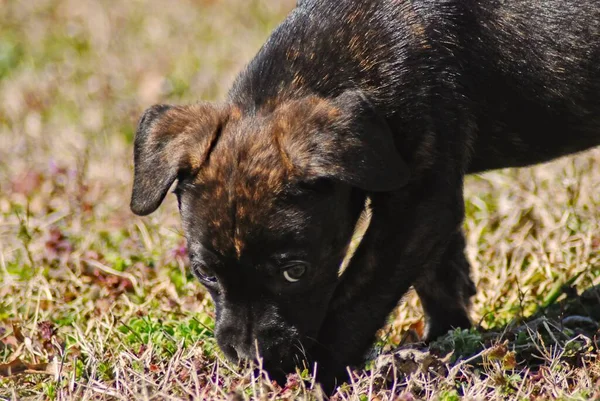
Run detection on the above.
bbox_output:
[130,103,225,216]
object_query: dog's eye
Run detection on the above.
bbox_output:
[282,262,308,283]
[192,261,217,284]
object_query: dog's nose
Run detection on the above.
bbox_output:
[221,341,257,362]
[221,343,239,361]
[233,344,256,361]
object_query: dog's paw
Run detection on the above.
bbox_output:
[423,312,472,342]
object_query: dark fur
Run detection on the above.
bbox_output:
[130,0,600,392]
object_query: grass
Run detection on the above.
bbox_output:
[0,0,599,399]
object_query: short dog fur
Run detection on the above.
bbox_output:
[130,0,600,391]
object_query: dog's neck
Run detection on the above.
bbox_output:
[338,196,372,277]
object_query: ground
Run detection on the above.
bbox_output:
[0,1,599,400]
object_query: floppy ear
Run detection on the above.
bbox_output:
[130,103,224,216]
[295,90,409,191]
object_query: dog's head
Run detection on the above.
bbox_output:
[130,91,408,376]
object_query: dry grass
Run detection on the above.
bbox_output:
[0,1,599,400]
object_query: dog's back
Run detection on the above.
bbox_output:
[463,0,600,172]
[230,0,600,173]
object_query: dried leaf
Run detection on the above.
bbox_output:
[37,320,58,353]
[44,227,72,260]
[12,322,24,343]
[1,335,19,349]
[502,351,517,370]
[11,171,43,196]
[408,320,425,339]
[487,343,508,361]
[95,298,112,314]
[0,357,48,377]
[38,321,56,342]
[83,265,134,297]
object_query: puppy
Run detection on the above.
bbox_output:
[130,0,600,391]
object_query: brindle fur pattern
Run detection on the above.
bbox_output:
[131,0,600,392]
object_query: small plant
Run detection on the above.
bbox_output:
[430,328,484,363]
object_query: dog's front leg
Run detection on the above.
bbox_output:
[313,183,470,390]
[414,228,476,340]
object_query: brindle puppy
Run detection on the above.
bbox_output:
[130,0,600,391]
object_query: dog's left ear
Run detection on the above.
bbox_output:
[288,91,410,191]
[130,103,226,216]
